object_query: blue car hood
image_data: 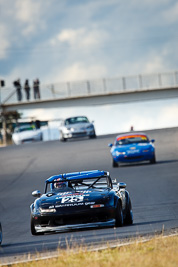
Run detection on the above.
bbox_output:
[37,189,110,208]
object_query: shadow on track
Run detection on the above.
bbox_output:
[116,159,178,168]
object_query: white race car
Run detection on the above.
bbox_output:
[12,125,43,145]
[59,116,96,141]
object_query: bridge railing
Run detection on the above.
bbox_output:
[1,70,178,105]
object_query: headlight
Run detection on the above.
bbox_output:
[64,127,72,132]
[87,125,94,129]
[39,208,56,213]
[34,207,41,213]
[115,151,126,156]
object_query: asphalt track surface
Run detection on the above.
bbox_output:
[0,127,178,262]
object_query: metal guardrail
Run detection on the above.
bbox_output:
[1,70,178,105]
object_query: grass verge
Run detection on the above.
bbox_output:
[2,234,178,267]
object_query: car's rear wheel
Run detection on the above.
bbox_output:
[113,159,118,168]
[124,198,133,225]
[40,133,43,141]
[115,201,123,227]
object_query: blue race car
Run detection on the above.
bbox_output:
[108,133,156,167]
[30,170,133,235]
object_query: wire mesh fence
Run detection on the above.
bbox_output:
[1,70,178,105]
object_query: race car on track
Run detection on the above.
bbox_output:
[59,116,96,141]
[12,125,43,145]
[30,170,133,235]
[108,132,156,167]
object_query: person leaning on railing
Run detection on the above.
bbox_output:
[13,79,22,101]
[33,78,40,99]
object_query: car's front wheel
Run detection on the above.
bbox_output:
[60,131,67,142]
[115,201,123,227]
[113,159,118,168]
[89,131,97,139]
[124,198,133,225]
[150,153,156,164]
[31,216,43,236]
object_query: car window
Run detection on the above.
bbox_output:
[14,126,35,133]
[65,117,89,125]
[46,176,111,193]
[115,135,149,145]
[19,126,35,132]
[71,177,110,190]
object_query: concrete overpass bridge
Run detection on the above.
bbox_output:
[1,70,178,111]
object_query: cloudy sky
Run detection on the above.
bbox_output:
[0,0,178,135]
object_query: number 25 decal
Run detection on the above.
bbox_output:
[61,195,84,203]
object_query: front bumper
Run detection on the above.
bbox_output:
[113,152,155,163]
[21,137,41,143]
[32,206,115,233]
[34,219,115,233]
[63,129,95,139]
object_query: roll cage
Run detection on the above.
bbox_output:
[44,171,112,193]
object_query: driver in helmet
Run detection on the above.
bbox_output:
[54,181,68,189]
[53,178,73,191]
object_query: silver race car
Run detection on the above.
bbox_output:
[59,116,96,141]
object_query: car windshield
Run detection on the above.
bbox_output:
[115,135,149,146]
[15,126,35,133]
[46,176,111,193]
[65,116,89,125]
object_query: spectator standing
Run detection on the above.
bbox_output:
[13,79,22,101]
[24,79,30,100]
[33,78,40,99]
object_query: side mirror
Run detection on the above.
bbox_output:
[112,179,117,184]
[108,143,113,147]
[118,182,126,189]
[151,139,155,143]
[32,190,41,198]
